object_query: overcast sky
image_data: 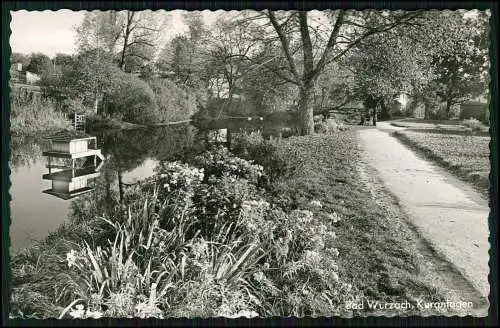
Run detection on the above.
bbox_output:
[10,9,484,58]
[9,9,221,58]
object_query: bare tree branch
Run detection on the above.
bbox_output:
[325,11,423,67]
[312,10,345,78]
[224,53,299,85]
[268,10,301,85]
[127,40,155,47]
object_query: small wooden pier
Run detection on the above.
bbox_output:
[42,132,105,200]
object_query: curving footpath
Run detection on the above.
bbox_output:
[358,122,490,299]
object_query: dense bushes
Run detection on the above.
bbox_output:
[35,60,202,125]
[146,78,198,122]
[106,74,159,125]
[231,132,290,183]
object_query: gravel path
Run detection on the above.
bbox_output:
[357,122,490,301]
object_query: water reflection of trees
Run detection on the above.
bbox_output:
[64,121,290,223]
[69,124,200,215]
[9,136,47,171]
[97,124,199,169]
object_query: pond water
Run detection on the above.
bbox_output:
[8,120,291,254]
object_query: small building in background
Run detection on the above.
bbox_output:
[395,93,409,112]
[10,62,41,85]
[9,62,26,83]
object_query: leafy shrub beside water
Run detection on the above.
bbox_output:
[106,75,159,125]
[231,132,291,183]
[146,78,198,123]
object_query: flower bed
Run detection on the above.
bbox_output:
[10,146,343,318]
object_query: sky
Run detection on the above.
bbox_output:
[9,9,222,58]
[10,10,84,57]
[10,9,484,58]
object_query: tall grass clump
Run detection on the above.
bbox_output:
[10,146,344,319]
[10,98,70,136]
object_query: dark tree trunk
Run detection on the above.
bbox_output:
[117,170,124,204]
[372,107,378,126]
[227,128,232,150]
[298,84,315,135]
[445,98,452,119]
[424,99,431,120]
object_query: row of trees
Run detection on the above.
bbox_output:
[12,9,490,133]
[351,10,489,123]
[158,10,489,133]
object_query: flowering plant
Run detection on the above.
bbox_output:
[193,147,264,184]
[156,161,204,192]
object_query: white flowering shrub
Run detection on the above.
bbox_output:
[157,161,205,193]
[237,196,342,315]
[193,146,264,184]
[68,304,103,319]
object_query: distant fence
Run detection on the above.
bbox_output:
[67,113,86,131]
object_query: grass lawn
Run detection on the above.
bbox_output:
[393,130,490,197]
[390,119,489,134]
[395,118,463,125]
[248,132,481,316]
